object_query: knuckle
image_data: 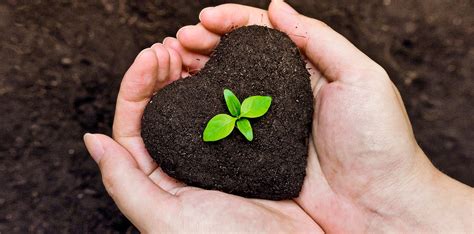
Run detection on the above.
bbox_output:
[119,76,153,101]
[152,43,170,60]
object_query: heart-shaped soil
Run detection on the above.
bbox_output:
[142,26,313,200]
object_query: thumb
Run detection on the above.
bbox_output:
[268,0,379,82]
[83,133,176,231]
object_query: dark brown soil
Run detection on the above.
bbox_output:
[1,0,472,232]
[142,26,313,200]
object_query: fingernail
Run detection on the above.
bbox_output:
[84,133,104,163]
[199,7,214,21]
[276,0,298,14]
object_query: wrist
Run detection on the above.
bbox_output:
[373,149,473,232]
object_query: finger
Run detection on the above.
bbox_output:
[150,43,170,90]
[148,167,186,193]
[84,134,176,231]
[165,46,184,81]
[313,73,329,99]
[305,59,324,92]
[163,37,208,74]
[176,24,221,55]
[199,4,272,35]
[268,0,383,82]
[112,48,158,174]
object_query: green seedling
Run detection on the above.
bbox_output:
[203,89,272,142]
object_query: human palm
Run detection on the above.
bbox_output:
[301,70,424,233]
[167,189,319,233]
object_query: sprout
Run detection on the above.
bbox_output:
[203,89,272,142]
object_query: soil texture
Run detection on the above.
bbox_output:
[142,26,313,200]
[1,0,472,232]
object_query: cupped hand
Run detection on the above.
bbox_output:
[84,33,321,232]
[173,1,473,233]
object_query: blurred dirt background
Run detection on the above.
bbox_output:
[0,0,472,232]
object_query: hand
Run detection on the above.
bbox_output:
[83,38,321,232]
[173,1,473,233]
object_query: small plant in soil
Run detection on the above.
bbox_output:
[203,89,272,142]
[142,26,313,200]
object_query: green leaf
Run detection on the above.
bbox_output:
[203,114,236,142]
[236,118,253,141]
[240,96,272,118]
[223,89,241,117]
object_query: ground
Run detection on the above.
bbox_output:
[0,0,472,233]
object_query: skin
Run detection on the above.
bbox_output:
[84,1,473,233]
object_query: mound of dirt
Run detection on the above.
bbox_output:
[142,26,313,200]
